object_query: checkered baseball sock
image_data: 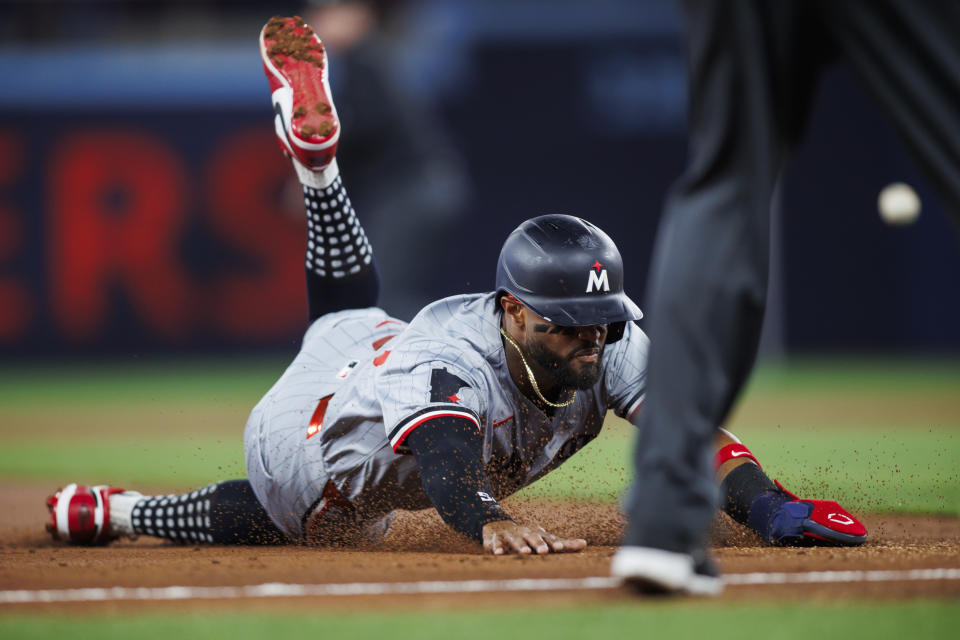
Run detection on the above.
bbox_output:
[117,480,285,545]
[298,160,380,319]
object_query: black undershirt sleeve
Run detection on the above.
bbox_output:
[720,462,780,525]
[404,415,513,542]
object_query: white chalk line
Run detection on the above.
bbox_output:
[2,568,958,604]
[722,567,960,586]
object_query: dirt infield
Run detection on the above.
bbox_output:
[2,482,958,611]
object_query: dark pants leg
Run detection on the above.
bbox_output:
[623,0,960,553]
[622,0,810,552]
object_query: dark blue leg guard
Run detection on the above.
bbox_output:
[746,490,793,544]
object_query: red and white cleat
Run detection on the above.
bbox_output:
[46,483,126,545]
[260,15,340,170]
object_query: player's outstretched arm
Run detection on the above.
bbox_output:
[715,428,867,546]
[405,417,586,555]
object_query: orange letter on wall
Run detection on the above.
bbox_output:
[49,130,192,340]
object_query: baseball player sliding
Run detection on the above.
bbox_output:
[45,17,866,575]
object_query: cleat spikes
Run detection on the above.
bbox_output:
[260,16,340,168]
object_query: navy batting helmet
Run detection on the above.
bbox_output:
[495,214,642,342]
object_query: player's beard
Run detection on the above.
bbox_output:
[525,338,604,391]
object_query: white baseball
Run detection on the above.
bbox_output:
[877,182,921,225]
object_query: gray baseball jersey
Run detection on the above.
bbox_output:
[244,292,649,539]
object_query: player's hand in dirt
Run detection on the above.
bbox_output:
[482,520,587,556]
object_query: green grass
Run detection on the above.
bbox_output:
[519,357,960,514]
[517,417,960,514]
[1,357,958,512]
[0,357,281,489]
[1,601,958,639]
[0,356,284,408]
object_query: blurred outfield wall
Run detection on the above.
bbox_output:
[0,0,957,359]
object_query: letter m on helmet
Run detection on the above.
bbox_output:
[586,268,610,293]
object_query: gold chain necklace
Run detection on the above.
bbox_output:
[499,326,576,409]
